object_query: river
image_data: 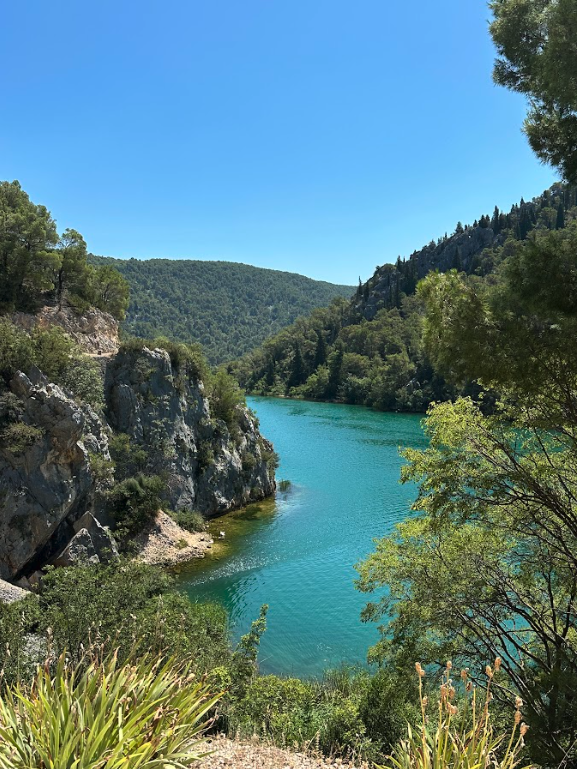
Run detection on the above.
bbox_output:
[177,396,426,678]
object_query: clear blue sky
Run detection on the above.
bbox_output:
[1,0,557,285]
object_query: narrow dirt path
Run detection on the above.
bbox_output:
[198,735,365,769]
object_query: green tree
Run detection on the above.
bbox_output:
[490,0,577,181]
[287,342,305,390]
[0,181,59,311]
[54,229,89,307]
[358,227,577,766]
[90,264,130,319]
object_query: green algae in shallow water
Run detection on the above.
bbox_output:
[176,396,425,679]
[174,498,279,577]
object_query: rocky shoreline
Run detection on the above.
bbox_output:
[134,511,213,567]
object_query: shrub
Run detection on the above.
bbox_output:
[0,320,35,383]
[379,661,531,769]
[109,474,165,539]
[38,561,230,671]
[209,369,245,428]
[0,422,43,454]
[58,356,104,410]
[170,509,207,533]
[108,432,148,479]
[0,596,42,687]
[0,653,218,769]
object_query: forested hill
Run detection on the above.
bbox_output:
[87,256,353,364]
[232,182,577,411]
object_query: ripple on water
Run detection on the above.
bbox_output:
[177,397,424,678]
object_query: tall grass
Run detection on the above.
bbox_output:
[0,652,220,769]
[380,660,532,769]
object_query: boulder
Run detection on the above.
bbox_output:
[0,579,30,604]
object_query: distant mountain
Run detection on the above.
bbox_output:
[87,256,354,364]
[232,182,577,412]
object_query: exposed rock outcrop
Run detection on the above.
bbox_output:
[0,371,111,580]
[10,304,119,355]
[357,225,500,321]
[0,338,276,581]
[105,346,276,515]
[0,579,29,604]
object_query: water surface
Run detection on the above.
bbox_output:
[177,397,426,678]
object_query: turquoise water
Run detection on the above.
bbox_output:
[177,397,426,678]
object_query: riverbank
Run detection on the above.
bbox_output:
[134,511,213,567]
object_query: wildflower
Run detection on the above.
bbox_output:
[520,723,529,737]
[466,681,472,692]
[485,665,493,678]
[494,657,502,672]
[460,669,468,680]
[415,662,425,678]
[515,696,523,709]
[446,660,453,670]
[514,710,522,725]
[449,705,458,716]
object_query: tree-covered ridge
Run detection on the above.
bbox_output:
[87,255,354,365]
[0,181,129,319]
[234,182,577,412]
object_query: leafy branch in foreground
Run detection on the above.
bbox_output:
[0,652,220,769]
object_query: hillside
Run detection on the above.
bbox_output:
[88,256,354,364]
[232,182,577,411]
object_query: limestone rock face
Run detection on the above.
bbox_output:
[0,372,111,580]
[0,339,276,580]
[105,346,276,515]
[358,226,499,320]
[10,304,119,355]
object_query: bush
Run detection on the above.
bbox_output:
[379,661,530,769]
[109,474,165,539]
[170,509,207,533]
[0,422,43,454]
[108,432,148,479]
[0,596,42,687]
[0,321,104,409]
[209,369,245,428]
[0,320,35,383]
[0,653,217,769]
[38,561,230,671]
[58,356,104,410]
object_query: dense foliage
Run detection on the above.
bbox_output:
[0,563,416,763]
[0,181,129,318]
[88,255,353,364]
[357,225,577,766]
[0,653,217,769]
[490,0,577,182]
[234,183,577,413]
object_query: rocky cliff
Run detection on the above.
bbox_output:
[0,369,113,580]
[105,345,276,515]
[10,304,120,355]
[356,225,500,320]
[0,341,276,582]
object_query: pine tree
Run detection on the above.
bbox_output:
[556,202,566,230]
[314,331,327,368]
[287,342,305,389]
